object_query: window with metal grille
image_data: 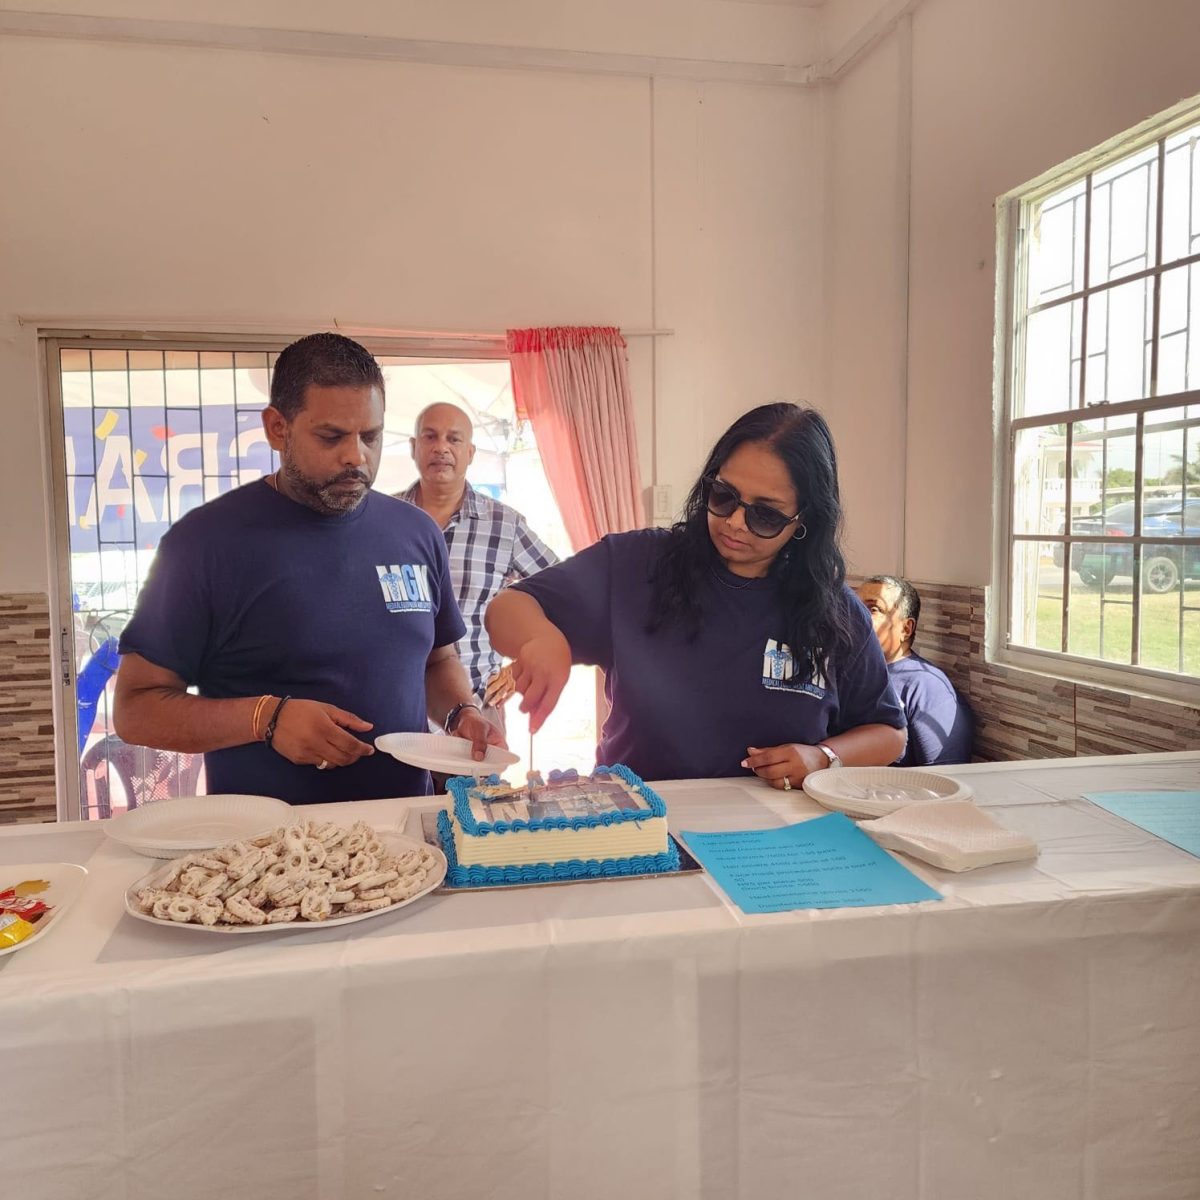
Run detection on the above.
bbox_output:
[45,335,594,820]
[998,99,1200,703]
[50,343,280,820]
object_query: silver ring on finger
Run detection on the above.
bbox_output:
[316,758,329,771]
[782,776,792,791]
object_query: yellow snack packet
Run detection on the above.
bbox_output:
[0,912,37,947]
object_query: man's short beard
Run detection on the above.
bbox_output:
[280,448,371,516]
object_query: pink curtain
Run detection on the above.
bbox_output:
[506,326,646,551]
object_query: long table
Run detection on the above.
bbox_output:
[3,752,1199,1200]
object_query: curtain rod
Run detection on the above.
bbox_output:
[337,325,675,340]
[19,317,675,340]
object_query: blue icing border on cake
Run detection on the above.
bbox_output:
[436,807,682,888]
[448,763,667,836]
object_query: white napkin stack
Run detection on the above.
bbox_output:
[861,800,1039,873]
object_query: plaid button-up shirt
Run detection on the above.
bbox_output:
[397,483,559,696]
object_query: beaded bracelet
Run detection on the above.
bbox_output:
[263,695,292,750]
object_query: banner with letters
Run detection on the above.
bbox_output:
[65,404,274,557]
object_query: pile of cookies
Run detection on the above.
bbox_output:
[131,819,441,926]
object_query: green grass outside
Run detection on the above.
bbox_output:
[1032,578,1200,676]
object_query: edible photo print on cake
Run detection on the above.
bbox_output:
[470,773,651,825]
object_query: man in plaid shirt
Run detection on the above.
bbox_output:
[398,403,558,717]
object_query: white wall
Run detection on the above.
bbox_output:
[654,77,824,497]
[14,0,1197,602]
[0,12,825,594]
[825,0,1200,585]
[823,29,907,577]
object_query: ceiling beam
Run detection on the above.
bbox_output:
[0,2,926,86]
[0,9,820,86]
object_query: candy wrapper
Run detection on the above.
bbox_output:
[0,879,52,923]
[0,911,37,947]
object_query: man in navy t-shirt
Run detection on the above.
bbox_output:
[115,333,505,803]
[855,576,973,767]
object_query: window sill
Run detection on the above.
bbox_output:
[992,644,1200,710]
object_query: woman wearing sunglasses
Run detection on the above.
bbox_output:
[485,403,906,788]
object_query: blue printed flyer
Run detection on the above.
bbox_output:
[1083,791,1200,859]
[681,813,942,914]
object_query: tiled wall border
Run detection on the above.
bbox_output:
[862,578,1200,760]
[2,582,1198,826]
[0,592,57,823]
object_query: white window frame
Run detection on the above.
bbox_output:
[992,98,1200,708]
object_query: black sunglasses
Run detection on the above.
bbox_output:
[704,476,801,539]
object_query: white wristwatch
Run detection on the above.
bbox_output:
[816,743,843,769]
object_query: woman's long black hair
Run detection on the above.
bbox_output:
[647,403,853,660]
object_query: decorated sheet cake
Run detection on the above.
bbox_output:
[438,765,679,886]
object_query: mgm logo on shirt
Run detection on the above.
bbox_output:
[761,638,829,699]
[376,564,433,613]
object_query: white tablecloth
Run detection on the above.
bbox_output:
[3,753,1199,1200]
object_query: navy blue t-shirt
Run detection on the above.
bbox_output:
[119,482,466,803]
[888,653,973,767]
[512,529,905,781]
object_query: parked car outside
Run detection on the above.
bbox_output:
[1071,495,1200,593]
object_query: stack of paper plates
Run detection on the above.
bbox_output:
[102,794,292,859]
[802,766,972,820]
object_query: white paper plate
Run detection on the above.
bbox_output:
[374,731,519,777]
[103,794,293,858]
[0,863,88,958]
[802,766,973,819]
[123,833,446,935]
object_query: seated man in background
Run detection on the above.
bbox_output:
[856,575,973,767]
[397,402,558,721]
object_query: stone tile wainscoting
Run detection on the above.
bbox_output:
[2,582,1197,825]
[1,592,57,823]
[871,579,1200,760]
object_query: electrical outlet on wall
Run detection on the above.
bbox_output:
[651,484,673,522]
